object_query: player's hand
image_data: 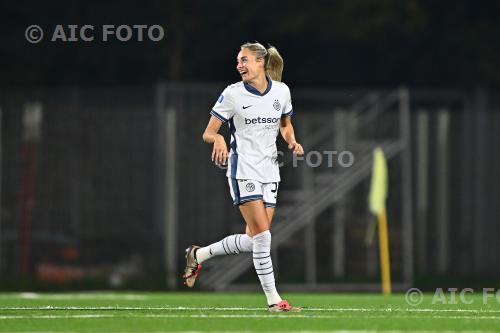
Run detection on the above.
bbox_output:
[212,134,228,166]
[288,141,304,156]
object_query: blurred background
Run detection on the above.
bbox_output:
[0,0,499,292]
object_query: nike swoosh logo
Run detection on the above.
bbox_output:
[209,248,213,255]
[242,105,253,109]
[259,261,270,266]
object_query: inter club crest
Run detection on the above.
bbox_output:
[273,99,281,112]
[245,182,255,192]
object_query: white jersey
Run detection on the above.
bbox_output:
[210,78,294,183]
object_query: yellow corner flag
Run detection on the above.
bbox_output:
[369,147,388,215]
[368,147,391,295]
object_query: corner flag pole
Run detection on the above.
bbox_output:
[378,208,391,295]
[368,147,391,295]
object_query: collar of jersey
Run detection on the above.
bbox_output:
[243,77,272,96]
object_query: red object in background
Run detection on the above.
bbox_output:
[61,246,79,260]
[19,143,38,275]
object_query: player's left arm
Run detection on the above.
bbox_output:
[280,116,304,156]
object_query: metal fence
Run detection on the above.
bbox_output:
[0,85,499,289]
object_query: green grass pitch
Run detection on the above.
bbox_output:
[0,291,499,332]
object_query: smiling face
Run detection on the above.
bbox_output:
[236,47,265,83]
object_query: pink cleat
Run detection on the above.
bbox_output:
[268,300,302,312]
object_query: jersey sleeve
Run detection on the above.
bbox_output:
[210,87,234,123]
[282,85,293,117]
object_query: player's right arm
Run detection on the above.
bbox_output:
[203,87,235,166]
[202,117,228,166]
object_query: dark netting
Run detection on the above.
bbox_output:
[0,86,499,289]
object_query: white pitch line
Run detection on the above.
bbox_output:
[0,314,114,319]
[2,306,500,314]
[13,292,149,300]
[140,314,500,320]
[1,313,500,320]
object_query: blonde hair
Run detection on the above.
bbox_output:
[240,42,284,82]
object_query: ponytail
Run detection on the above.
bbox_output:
[265,46,284,82]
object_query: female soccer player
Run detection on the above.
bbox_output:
[182,42,304,312]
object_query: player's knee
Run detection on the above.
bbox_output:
[252,224,269,236]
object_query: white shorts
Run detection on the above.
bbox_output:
[227,178,279,208]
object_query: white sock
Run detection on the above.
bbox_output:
[196,234,253,264]
[252,230,282,306]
